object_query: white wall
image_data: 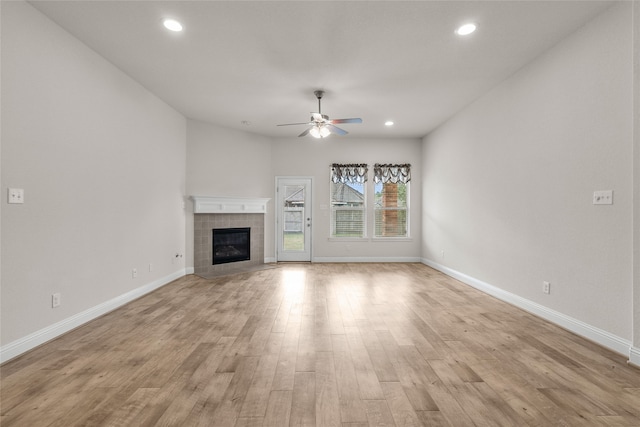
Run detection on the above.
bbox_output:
[271,137,422,261]
[1,2,187,353]
[186,120,274,264]
[422,3,633,343]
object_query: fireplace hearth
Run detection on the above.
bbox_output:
[212,227,250,264]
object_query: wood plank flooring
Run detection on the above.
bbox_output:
[1,263,639,426]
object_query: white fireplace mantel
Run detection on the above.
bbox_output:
[191,196,270,214]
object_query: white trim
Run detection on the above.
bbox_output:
[313,256,422,263]
[421,258,632,357]
[371,237,413,242]
[191,196,270,214]
[630,346,640,368]
[264,257,276,263]
[327,237,370,242]
[0,269,187,364]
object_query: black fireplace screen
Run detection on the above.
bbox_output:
[212,227,250,265]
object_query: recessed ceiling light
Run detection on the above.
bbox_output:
[163,19,183,32]
[385,121,394,126]
[456,23,476,36]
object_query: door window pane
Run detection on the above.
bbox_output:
[283,185,305,251]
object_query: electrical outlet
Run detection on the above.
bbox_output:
[149,263,153,272]
[52,293,61,308]
[542,281,551,294]
[593,190,613,205]
[132,268,138,278]
[441,250,445,259]
[7,188,24,204]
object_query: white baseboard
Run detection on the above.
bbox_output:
[421,258,632,358]
[0,268,188,364]
[264,257,276,264]
[313,256,422,263]
[629,346,640,368]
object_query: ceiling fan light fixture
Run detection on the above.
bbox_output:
[309,125,330,139]
[309,126,321,138]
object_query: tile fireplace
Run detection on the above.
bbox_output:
[191,196,269,277]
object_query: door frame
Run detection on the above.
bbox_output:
[275,176,313,262]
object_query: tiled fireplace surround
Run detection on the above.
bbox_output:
[194,213,264,277]
[192,197,269,277]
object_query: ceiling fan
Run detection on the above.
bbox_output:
[277,90,362,138]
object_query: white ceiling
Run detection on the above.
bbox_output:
[29,1,612,139]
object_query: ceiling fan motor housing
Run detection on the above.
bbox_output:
[311,114,330,122]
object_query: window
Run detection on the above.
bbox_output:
[330,164,367,237]
[283,186,304,232]
[374,164,410,238]
[329,163,410,239]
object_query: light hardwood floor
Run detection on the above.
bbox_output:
[1,263,639,426]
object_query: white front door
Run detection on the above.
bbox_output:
[276,177,312,262]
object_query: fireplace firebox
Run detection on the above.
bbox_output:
[212,227,250,265]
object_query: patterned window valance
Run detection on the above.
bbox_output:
[373,164,411,184]
[331,163,368,184]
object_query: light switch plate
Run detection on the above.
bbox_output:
[593,190,613,205]
[8,188,24,204]
[52,293,61,308]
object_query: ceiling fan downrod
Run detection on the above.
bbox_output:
[314,90,324,115]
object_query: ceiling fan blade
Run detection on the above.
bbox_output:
[298,127,312,137]
[327,124,348,136]
[277,122,312,127]
[330,118,362,124]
